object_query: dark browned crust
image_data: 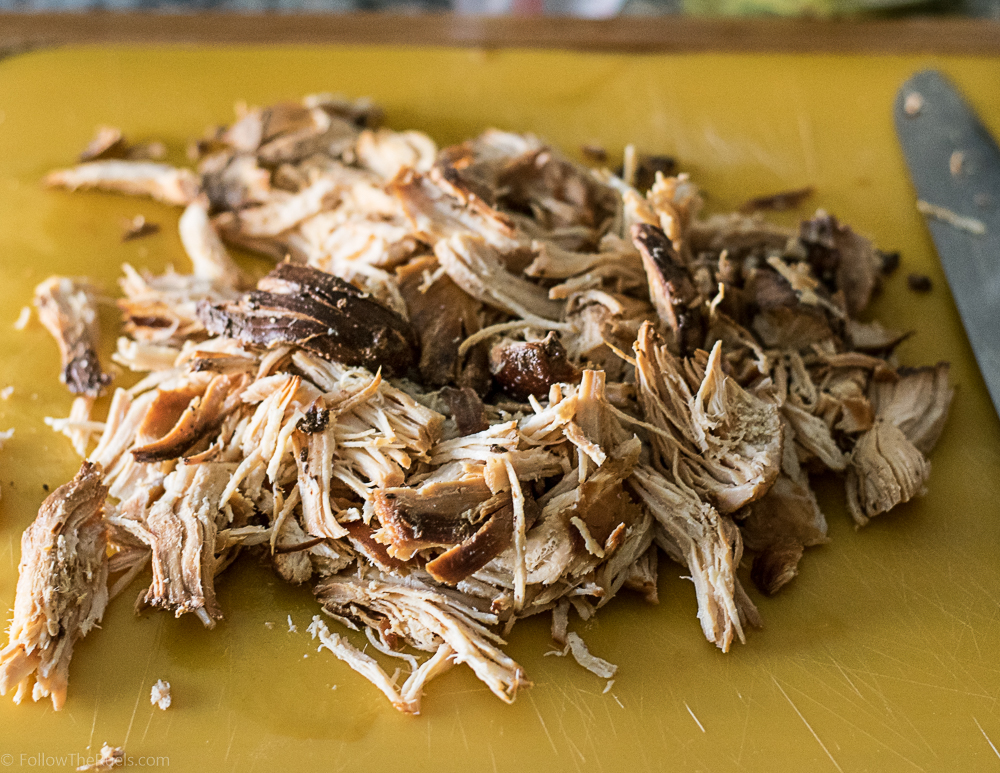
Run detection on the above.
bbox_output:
[64,350,112,398]
[373,490,496,551]
[397,256,490,391]
[197,263,417,377]
[132,374,244,462]
[441,387,488,437]
[489,333,580,401]
[343,521,408,573]
[425,494,517,585]
[297,402,330,434]
[621,154,678,193]
[632,223,704,355]
[122,217,161,242]
[799,211,881,317]
[79,127,125,162]
[751,542,804,596]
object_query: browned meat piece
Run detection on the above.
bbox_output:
[397,256,490,391]
[374,488,492,559]
[800,211,883,317]
[870,363,953,454]
[741,423,829,595]
[493,144,619,232]
[308,93,384,129]
[198,263,417,377]
[0,462,109,710]
[629,154,678,194]
[489,333,580,401]
[34,276,111,397]
[635,322,782,514]
[424,495,519,585]
[257,113,358,167]
[80,126,127,161]
[846,420,930,527]
[739,186,814,214]
[223,102,311,151]
[441,387,488,436]
[431,130,617,233]
[118,265,238,346]
[45,161,200,206]
[131,373,247,462]
[122,215,160,242]
[143,463,231,626]
[200,152,271,212]
[751,543,803,596]
[632,223,704,354]
[747,268,834,350]
[343,522,408,574]
[373,486,535,571]
[79,126,165,163]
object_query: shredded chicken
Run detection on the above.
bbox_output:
[13,91,952,714]
[35,277,111,397]
[0,462,109,710]
[76,744,124,772]
[150,679,172,710]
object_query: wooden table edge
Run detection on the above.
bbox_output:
[1,14,998,56]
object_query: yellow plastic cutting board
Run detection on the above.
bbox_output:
[1,45,999,773]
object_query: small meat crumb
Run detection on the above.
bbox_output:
[76,743,124,771]
[739,186,814,214]
[565,632,618,679]
[264,621,275,630]
[950,150,965,177]
[904,91,924,116]
[916,199,987,235]
[150,679,171,710]
[0,386,12,400]
[908,273,933,292]
[122,215,160,242]
[878,250,901,275]
[581,144,607,163]
[13,306,30,330]
[287,614,298,633]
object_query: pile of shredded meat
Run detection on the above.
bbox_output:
[2,94,953,713]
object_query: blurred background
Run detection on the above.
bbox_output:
[0,0,993,23]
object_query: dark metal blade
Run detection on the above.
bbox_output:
[895,69,1000,418]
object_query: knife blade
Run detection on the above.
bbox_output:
[894,69,1000,418]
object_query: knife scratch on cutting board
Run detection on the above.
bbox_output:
[973,717,1000,760]
[771,677,844,773]
[527,693,559,756]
